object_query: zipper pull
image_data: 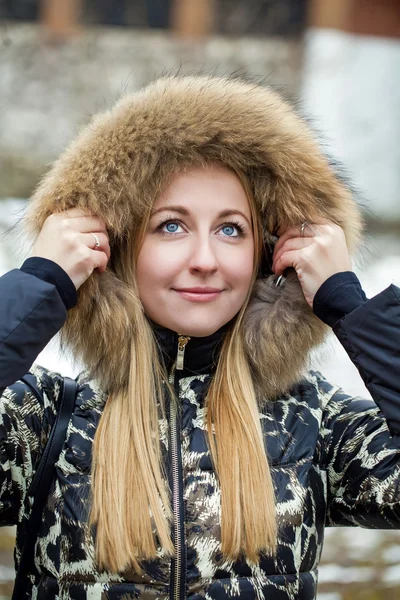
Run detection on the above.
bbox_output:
[176,335,191,370]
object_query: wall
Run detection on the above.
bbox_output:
[0,23,302,198]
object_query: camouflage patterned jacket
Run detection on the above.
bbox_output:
[1,268,400,600]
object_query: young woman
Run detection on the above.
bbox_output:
[0,75,399,600]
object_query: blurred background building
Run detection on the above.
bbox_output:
[0,0,307,34]
[0,1,399,599]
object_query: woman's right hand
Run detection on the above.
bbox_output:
[31,208,110,290]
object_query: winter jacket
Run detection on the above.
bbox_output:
[1,74,400,599]
[1,264,400,600]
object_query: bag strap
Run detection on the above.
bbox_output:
[12,376,78,599]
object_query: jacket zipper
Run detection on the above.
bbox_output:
[169,334,190,600]
[176,335,191,370]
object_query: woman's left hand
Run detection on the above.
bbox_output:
[272,222,353,308]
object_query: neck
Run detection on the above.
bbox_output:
[151,321,231,377]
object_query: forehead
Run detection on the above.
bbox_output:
[152,164,251,216]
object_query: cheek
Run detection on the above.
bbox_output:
[136,240,182,290]
[224,246,254,290]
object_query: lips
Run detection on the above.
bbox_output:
[173,288,223,303]
[175,287,222,293]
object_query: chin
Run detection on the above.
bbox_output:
[168,318,228,338]
[174,325,221,338]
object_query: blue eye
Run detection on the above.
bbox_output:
[157,220,184,235]
[221,225,236,236]
[217,222,246,238]
[165,222,180,233]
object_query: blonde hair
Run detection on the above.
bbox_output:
[89,163,277,573]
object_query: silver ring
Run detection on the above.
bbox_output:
[300,222,309,237]
[92,233,101,248]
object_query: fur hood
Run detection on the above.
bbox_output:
[25,75,363,399]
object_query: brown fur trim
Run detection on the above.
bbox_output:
[243,272,328,400]
[24,75,363,397]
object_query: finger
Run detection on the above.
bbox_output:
[276,218,328,238]
[273,249,302,276]
[274,224,315,256]
[82,232,110,258]
[62,215,107,234]
[59,208,90,216]
[272,237,313,272]
[91,249,109,273]
[276,224,313,239]
[48,209,107,233]
[54,208,98,220]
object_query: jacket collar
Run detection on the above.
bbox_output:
[151,321,231,377]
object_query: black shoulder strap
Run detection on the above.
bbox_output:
[12,376,78,599]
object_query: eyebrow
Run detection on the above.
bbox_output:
[151,205,251,226]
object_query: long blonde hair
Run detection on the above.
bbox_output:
[89,164,277,573]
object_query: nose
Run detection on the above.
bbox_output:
[188,236,218,275]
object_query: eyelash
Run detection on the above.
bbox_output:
[155,218,246,238]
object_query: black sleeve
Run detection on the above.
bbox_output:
[313,271,368,327]
[316,281,400,529]
[0,268,68,393]
[333,283,400,439]
[20,257,77,311]
[0,369,55,525]
[322,381,400,529]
